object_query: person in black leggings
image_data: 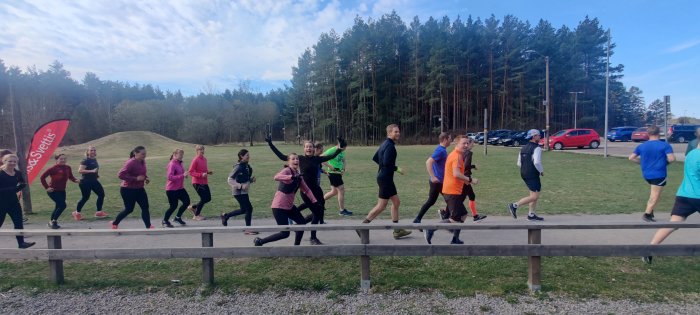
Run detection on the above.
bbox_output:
[221,149,257,234]
[0,149,28,223]
[111,146,152,229]
[162,148,190,227]
[414,132,451,224]
[0,154,35,248]
[40,153,79,229]
[187,145,212,221]
[75,146,107,219]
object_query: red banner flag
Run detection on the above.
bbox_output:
[25,119,71,185]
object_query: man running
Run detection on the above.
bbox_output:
[628,125,675,222]
[508,129,545,221]
[362,124,411,239]
[424,135,473,244]
[644,141,700,264]
[323,141,352,216]
[685,126,700,156]
[413,132,451,224]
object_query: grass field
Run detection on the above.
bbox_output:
[25,131,683,221]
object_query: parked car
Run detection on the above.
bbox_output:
[668,124,699,143]
[466,132,477,140]
[499,131,528,146]
[631,127,649,142]
[607,126,637,142]
[540,128,601,150]
[487,130,513,145]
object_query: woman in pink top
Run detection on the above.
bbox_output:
[162,148,190,228]
[40,153,79,229]
[187,145,212,220]
[253,153,318,247]
[111,146,152,229]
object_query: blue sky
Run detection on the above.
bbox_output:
[1,0,698,117]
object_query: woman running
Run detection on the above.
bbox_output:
[162,148,190,228]
[111,146,152,229]
[74,146,107,220]
[0,149,27,223]
[0,154,35,248]
[40,153,79,229]
[221,149,257,234]
[253,153,317,246]
[188,145,212,221]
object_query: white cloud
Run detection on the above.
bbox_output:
[665,39,700,53]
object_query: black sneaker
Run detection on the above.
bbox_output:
[310,238,324,245]
[48,221,60,229]
[253,237,263,247]
[173,217,186,226]
[450,239,464,245]
[508,203,517,219]
[18,241,36,249]
[22,217,29,223]
[642,256,653,264]
[643,213,656,222]
[162,220,174,228]
[424,229,434,244]
[473,214,487,222]
[527,214,544,221]
[221,213,228,226]
[339,209,353,216]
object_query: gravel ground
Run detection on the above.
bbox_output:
[1,289,698,314]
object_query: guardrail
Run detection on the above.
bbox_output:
[1,223,699,291]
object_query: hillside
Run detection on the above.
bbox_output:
[58,131,194,161]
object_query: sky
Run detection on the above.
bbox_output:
[1,0,699,117]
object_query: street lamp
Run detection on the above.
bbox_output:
[525,50,550,151]
[569,91,584,128]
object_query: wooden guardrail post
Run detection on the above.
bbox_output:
[527,228,542,291]
[47,235,64,285]
[202,233,214,285]
[359,229,371,291]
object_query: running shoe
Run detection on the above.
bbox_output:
[642,213,656,222]
[473,214,488,222]
[72,211,83,221]
[22,217,29,223]
[220,213,228,226]
[110,221,118,229]
[304,214,314,223]
[253,237,263,246]
[94,211,108,218]
[339,209,353,216]
[244,230,259,235]
[288,218,295,225]
[527,213,544,221]
[18,241,36,249]
[173,217,186,226]
[508,203,518,219]
[193,215,206,221]
[162,220,174,228]
[187,205,196,215]
[48,221,60,229]
[424,229,434,244]
[438,208,449,220]
[450,238,464,245]
[393,229,412,239]
[413,219,423,232]
[148,225,155,229]
[309,238,324,245]
[642,256,653,264]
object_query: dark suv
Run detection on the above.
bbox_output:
[607,126,637,142]
[668,125,699,143]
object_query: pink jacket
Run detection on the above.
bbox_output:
[188,154,209,185]
[118,158,147,189]
[165,159,186,191]
[270,167,317,210]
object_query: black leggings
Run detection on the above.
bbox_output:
[192,184,211,216]
[224,194,254,226]
[302,188,325,240]
[414,181,443,222]
[258,207,306,245]
[76,180,105,212]
[113,188,151,227]
[0,201,27,246]
[164,189,190,221]
[48,191,67,221]
[460,184,476,202]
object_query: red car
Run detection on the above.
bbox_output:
[631,127,649,142]
[540,128,601,150]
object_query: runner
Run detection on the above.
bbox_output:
[413,132,451,224]
[0,154,35,248]
[644,141,700,264]
[110,146,153,229]
[424,135,473,244]
[0,149,28,223]
[507,129,545,221]
[162,148,190,228]
[221,149,257,234]
[253,153,317,246]
[628,125,675,222]
[322,141,352,216]
[75,146,107,219]
[362,124,411,239]
[685,126,700,156]
[461,138,487,222]
[265,135,346,245]
[40,153,80,229]
[188,145,212,221]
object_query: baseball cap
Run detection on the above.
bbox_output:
[525,129,541,139]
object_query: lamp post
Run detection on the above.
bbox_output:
[569,91,584,128]
[525,50,550,151]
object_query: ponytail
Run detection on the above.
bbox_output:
[237,149,249,162]
[130,146,146,159]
